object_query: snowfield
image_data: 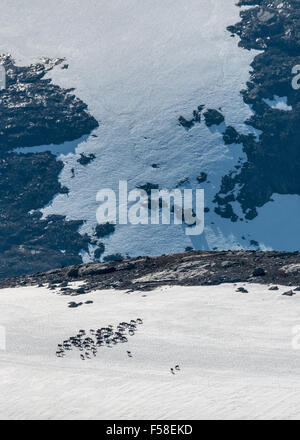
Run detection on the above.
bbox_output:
[1,283,300,420]
[1,0,299,258]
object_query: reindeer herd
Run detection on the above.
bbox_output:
[56,319,143,360]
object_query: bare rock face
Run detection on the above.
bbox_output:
[0,55,99,279]
[252,267,266,277]
[79,263,116,277]
[0,55,98,153]
[222,126,240,145]
[2,250,300,293]
[203,109,224,127]
[280,264,300,275]
[214,0,300,221]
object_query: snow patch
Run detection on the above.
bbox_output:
[263,96,292,111]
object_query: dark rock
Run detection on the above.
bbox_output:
[103,254,124,262]
[50,279,62,285]
[215,1,300,221]
[95,223,115,239]
[214,202,238,223]
[197,172,208,184]
[178,116,195,130]
[68,302,78,308]
[282,290,295,297]
[79,264,117,276]
[203,109,224,127]
[0,55,98,279]
[178,106,203,130]
[116,262,136,271]
[67,267,79,278]
[252,267,266,277]
[236,287,248,293]
[68,301,83,308]
[77,153,96,166]
[2,250,300,294]
[223,126,240,145]
[0,55,98,153]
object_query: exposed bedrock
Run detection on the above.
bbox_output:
[0,55,99,278]
[0,54,98,153]
[1,250,300,292]
[215,0,300,221]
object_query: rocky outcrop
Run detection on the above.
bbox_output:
[203,109,224,127]
[1,250,300,293]
[0,55,98,153]
[95,222,116,239]
[197,172,208,184]
[0,151,92,278]
[222,126,240,145]
[215,0,300,221]
[77,153,96,166]
[178,105,204,130]
[0,55,99,278]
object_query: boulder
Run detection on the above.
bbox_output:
[203,109,224,127]
[252,267,266,277]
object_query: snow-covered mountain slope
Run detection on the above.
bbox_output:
[1,282,300,420]
[0,0,299,271]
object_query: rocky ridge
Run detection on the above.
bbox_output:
[1,250,300,293]
[215,0,300,221]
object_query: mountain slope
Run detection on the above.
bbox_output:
[1,281,300,420]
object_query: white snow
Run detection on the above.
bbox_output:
[0,0,299,257]
[263,96,292,111]
[1,283,300,420]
